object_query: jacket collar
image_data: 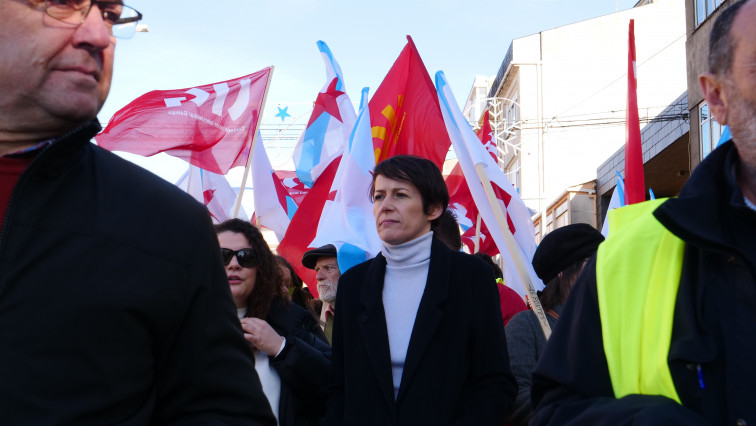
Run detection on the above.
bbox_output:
[654,141,755,253]
[358,237,452,410]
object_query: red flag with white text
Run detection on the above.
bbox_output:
[97,68,271,175]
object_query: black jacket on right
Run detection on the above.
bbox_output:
[263,296,331,426]
[530,141,756,425]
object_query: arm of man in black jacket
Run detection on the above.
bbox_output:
[529,257,708,426]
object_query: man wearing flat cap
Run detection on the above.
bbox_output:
[302,244,340,344]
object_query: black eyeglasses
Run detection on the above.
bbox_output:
[42,0,143,39]
[221,248,259,268]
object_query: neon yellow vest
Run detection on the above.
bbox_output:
[596,199,684,403]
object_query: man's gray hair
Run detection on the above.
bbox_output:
[708,0,749,75]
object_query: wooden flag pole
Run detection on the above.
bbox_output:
[233,65,275,219]
[474,213,482,253]
[474,163,551,340]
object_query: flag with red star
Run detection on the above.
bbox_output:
[292,41,356,188]
[310,87,382,274]
[277,159,341,296]
[437,71,542,297]
[251,131,296,241]
[446,110,501,257]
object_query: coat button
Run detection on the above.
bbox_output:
[359,314,368,322]
[736,419,746,426]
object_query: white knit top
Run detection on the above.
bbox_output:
[237,308,280,424]
[381,231,433,399]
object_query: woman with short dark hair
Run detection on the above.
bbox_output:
[327,155,516,425]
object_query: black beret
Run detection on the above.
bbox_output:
[531,223,604,284]
[301,244,337,269]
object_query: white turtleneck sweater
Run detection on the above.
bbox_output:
[381,231,433,399]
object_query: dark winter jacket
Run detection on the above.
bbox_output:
[505,306,560,426]
[0,121,275,425]
[264,296,332,426]
[530,141,756,425]
[326,237,516,425]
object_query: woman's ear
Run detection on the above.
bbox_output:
[427,204,444,221]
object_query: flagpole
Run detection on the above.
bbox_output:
[474,213,482,253]
[474,163,551,340]
[234,66,275,219]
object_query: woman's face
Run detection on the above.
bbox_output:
[372,175,442,245]
[218,231,257,309]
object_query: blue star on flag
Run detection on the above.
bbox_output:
[275,106,291,122]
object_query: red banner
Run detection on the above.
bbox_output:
[97,68,271,175]
[624,21,646,204]
[369,36,451,169]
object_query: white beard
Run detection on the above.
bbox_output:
[317,279,338,304]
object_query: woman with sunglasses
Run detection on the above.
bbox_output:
[215,219,331,426]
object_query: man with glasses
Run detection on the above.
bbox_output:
[302,245,341,344]
[0,1,275,424]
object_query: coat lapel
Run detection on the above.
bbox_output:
[358,254,397,415]
[396,238,451,402]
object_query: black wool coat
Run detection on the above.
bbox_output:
[326,237,517,426]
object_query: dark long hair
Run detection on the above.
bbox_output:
[538,258,588,312]
[215,219,285,319]
[275,255,317,319]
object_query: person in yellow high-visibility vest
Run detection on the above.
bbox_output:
[530,1,756,424]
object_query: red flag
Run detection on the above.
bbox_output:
[276,158,341,297]
[446,111,498,255]
[97,68,272,175]
[369,36,451,169]
[624,20,645,204]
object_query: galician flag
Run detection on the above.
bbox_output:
[310,88,382,274]
[436,71,543,296]
[291,41,356,187]
[97,68,271,175]
[176,166,245,223]
[601,171,626,237]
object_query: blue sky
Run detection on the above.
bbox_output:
[101,0,638,188]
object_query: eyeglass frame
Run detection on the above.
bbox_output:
[41,0,143,39]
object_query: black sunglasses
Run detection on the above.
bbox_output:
[221,248,259,268]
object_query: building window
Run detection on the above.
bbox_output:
[700,102,723,159]
[696,0,726,27]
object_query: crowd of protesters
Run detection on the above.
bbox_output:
[2,0,755,424]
